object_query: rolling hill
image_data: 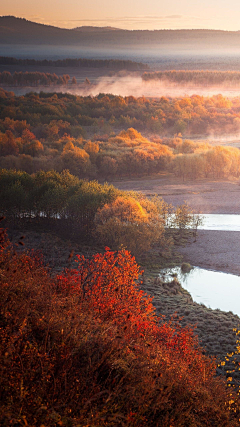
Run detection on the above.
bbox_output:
[2,15,240,50]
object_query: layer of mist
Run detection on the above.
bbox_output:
[7,74,240,99]
[84,76,240,98]
[4,44,240,71]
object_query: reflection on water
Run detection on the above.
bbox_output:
[159,266,240,317]
[199,214,240,231]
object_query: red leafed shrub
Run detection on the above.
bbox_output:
[0,229,240,426]
[56,248,156,328]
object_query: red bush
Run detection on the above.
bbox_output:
[0,230,239,426]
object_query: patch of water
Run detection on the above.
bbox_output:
[159,266,240,317]
[199,214,240,231]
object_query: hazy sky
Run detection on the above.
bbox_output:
[2,0,240,31]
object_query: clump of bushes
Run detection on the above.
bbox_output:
[0,169,201,258]
[181,262,192,273]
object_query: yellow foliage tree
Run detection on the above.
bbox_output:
[95,196,165,255]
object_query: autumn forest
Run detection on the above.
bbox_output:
[1,89,240,182]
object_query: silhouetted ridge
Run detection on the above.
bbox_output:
[2,16,240,47]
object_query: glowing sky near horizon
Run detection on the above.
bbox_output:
[2,0,240,31]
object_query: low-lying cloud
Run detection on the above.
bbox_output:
[71,75,240,98]
[10,73,240,99]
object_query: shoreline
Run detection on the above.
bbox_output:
[112,176,240,274]
[177,229,240,276]
[7,224,240,359]
[111,175,240,359]
[112,176,240,213]
[7,173,240,360]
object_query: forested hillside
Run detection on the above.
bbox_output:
[3,16,240,49]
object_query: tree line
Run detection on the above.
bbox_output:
[0,55,149,70]
[0,71,77,87]
[166,135,240,180]
[0,169,201,255]
[142,70,240,86]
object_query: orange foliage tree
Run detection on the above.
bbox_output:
[94,195,165,255]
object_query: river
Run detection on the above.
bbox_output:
[160,214,240,316]
[199,214,240,231]
[159,266,240,316]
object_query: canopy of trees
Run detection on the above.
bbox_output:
[95,195,165,255]
[1,90,240,137]
[170,141,240,180]
[0,169,120,239]
[0,169,199,254]
[1,91,240,180]
[0,91,240,135]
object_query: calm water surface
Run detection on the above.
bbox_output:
[159,214,240,316]
[159,267,240,317]
[199,214,240,231]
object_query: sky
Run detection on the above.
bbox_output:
[2,0,240,31]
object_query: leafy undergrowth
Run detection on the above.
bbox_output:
[0,225,240,426]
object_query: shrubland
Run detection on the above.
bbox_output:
[0,224,239,426]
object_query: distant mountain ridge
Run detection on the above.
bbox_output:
[1,16,240,49]
[73,26,123,32]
